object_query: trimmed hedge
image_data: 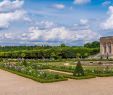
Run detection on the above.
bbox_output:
[96,73,113,77]
[63,74,96,80]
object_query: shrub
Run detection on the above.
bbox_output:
[73,60,84,76]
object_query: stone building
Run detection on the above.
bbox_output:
[100,36,113,58]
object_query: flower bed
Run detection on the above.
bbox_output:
[1,60,113,82]
[0,63,67,83]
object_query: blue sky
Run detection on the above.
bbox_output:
[0,0,113,46]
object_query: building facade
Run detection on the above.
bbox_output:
[100,36,113,58]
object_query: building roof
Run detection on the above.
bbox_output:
[100,36,113,43]
[100,36,113,40]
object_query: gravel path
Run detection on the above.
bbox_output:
[0,69,113,95]
[45,69,73,75]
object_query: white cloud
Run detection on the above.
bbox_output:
[0,0,29,29]
[102,1,111,6]
[4,32,14,39]
[80,19,88,25]
[0,0,99,46]
[27,26,76,42]
[39,21,56,28]
[21,21,100,44]
[0,10,27,28]
[74,0,91,5]
[0,20,100,45]
[0,0,24,12]
[53,4,65,9]
[101,6,113,30]
[75,29,100,43]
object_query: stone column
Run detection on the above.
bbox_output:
[100,43,104,55]
[109,43,112,55]
[111,43,113,55]
[106,43,109,55]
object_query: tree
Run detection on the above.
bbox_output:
[73,60,84,76]
[50,52,56,60]
[0,45,99,59]
[60,43,66,47]
[84,41,100,48]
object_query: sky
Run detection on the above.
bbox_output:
[0,0,113,46]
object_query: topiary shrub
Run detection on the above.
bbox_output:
[73,60,84,76]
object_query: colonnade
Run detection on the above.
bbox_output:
[100,42,113,56]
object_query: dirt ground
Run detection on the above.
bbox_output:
[0,69,113,95]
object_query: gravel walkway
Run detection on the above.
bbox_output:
[0,69,113,95]
[46,69,73,75]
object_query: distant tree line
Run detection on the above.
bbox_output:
[0,41,100,59]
